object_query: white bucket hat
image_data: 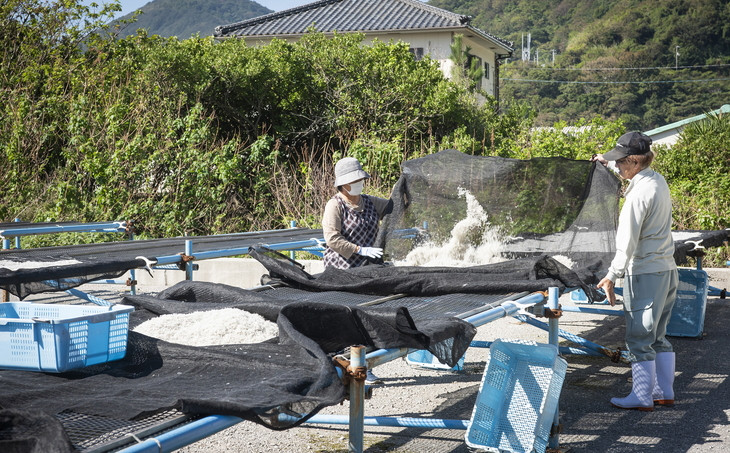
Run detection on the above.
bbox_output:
[334,157,370,187]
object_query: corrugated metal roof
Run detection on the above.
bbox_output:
[214,0,513,51]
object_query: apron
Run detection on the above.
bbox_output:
[323,195,379,269]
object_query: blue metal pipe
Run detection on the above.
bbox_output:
[708,285,726,298]
[129,232,137,295]
[117,414,243,453]
[153,238,324,265]
[185,240,194,281]
[65,287,112,307]
[279,414,469,429]
[13,218,21,249]
[88,279,129,284]
[547,287,560,451]
[366,292,546,369]
[289,221,297,260]
[562,305,624,316]
[469,340,601,357]
[514,314,628,361]
[0,221,126,238]
[349,345,366,453]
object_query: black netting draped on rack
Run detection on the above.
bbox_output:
[1,280,476,452]
[375,149,622,285]
[249,246,604,301]
[0,229,323,299]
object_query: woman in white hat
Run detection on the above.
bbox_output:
[322,157,392,269]
[322,157,393,385]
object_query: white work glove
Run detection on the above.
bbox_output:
[357,246,383,259]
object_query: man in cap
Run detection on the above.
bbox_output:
[592,131,678,411]
[322,157,393,385]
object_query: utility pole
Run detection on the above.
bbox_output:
[675,45,680,69]
[551,49,556,66]
[522,32,531,62]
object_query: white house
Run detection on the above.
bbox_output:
[214,0,514,103]
[645,104,730,148]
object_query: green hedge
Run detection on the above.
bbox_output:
[1,1,727,265]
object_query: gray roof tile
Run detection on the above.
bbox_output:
[214,0,513,51]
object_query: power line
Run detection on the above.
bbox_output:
[501,77,730,84]
[512,63,730,71]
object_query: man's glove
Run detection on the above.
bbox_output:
[357,246,383,259]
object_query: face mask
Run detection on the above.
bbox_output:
[347,180,364,196]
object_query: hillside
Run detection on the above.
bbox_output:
[112,0,271,39]
[428,0,730,130]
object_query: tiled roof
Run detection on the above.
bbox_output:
[214,0,513,52]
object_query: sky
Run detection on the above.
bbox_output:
[113,0,314,17]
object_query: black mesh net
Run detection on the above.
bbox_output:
[376,149,622,285]
[1,280,477,451]
[0,229,322,299]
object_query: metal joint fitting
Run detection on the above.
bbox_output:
[550,423,563,436]
[124,220,136,235]
[543,305,563,319]
[348,366,367,381]
[606,348,624,363]
[125,278,137,286]
[176,253,195,271]
[332,356,368,385]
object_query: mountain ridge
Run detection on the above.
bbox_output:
[112,0,272,39]
[428,0,730,129]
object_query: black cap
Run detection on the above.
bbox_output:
[602,131,652,161]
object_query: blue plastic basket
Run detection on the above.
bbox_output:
[0,302,134,372]
[667,269,709,338]
[570,288,609,305]
[406,349,465,371]
[465,339,567,453]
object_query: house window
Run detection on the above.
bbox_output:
[409,47,424,60]
[484,62,490,79]
[467,55,483,90]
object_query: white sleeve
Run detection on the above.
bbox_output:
[605,194,645,281]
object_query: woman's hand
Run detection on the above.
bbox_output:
[357,246,383,259]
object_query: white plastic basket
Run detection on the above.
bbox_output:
[465,339,567,453]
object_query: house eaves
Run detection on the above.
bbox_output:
[214,0,514,54]
[645,104,730,137]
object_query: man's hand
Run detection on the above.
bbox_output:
[596,277,616,306]
[591,153,609,167]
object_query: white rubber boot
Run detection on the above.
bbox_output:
[611,360,655,411]
[653,351,675,406]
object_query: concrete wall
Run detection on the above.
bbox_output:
[132,258,325,290]
[130,259,730,295]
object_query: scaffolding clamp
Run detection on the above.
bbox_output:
[176,253,195,271]
[604,347,625,363]
[550,422,564,436]
[543,305,563,319]
[524,299,562,318]
[124,220,137,235]
[332,354,367,386]
[125,278,137,286]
